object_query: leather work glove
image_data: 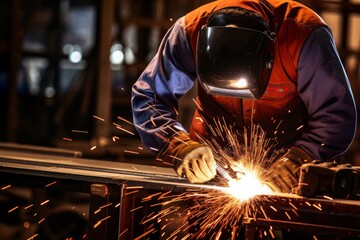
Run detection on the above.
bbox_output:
[266,147,313,193]
[159,131,217,183]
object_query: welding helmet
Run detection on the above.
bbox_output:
[196,8,275,99]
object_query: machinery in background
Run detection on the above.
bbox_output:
[295,160,360,199]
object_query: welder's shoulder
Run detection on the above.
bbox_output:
[280,1,326,30]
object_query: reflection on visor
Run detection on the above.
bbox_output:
[230,77,248,88]
[208,78,249,89]
[203,84,255,99]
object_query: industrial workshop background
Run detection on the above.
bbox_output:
[0,0,360,239]
[0,0,360,163]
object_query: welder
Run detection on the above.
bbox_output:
[131,0,357,194]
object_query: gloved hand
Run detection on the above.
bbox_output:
[159,131,217,183]
[266,147,312,193]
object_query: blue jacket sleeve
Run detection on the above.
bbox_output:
[295,26,357,161]
[131,17,196,152]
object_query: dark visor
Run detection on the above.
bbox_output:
[196,26,274,99]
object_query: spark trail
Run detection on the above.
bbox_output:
[139,120,292,239]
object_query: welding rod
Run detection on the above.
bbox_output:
[216,165,233,182]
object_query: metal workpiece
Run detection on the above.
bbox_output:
[0,148,187,189]
[0,145,360,240]
[0,142,83,158]
[0,146,188,240]
[244,195,360,238]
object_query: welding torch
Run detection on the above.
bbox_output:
[216,165,233,182]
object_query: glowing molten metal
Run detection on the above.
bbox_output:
[225,170,273,201]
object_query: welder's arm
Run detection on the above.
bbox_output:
[268,27,357,193]
[160,131,217,183]
[294,26,357,161]
[131,18,217,183]
[131,17,197,152]
[266,147,312,193]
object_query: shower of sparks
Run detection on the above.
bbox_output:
[40,200,49,206]
[323,195,333,200]
[45,181,57,187]
[130,206,144,212]
[192,98,203,111]
[125,190,140,196]
[134,228,156,240]
[296,125,304,131]
[2,184,11,190]
[194,121,282,201]
[226,173,272,201]
[8,206,19,213]
[71,129,89,134]
[93,115,105,121]
[38,218,45,224]
[117,116,134,125]
[136,121,294,239]
[27,234,38,240]
[313,204,322,211]
[124,150,139,155]
[93,216,111,229]
[150,147,159,152]
[25,204,33,210]
[151,116,156,126]
[94,203,113,215]
[119,229,129,237]
[270,229,276,238]
[288,201,297,210]
[116,126,135,135]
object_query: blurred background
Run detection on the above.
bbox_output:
[0,0,360,163]
[0,0,360,239]
[0,0,212,163]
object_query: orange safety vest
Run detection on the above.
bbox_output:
[184,0,327,149]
